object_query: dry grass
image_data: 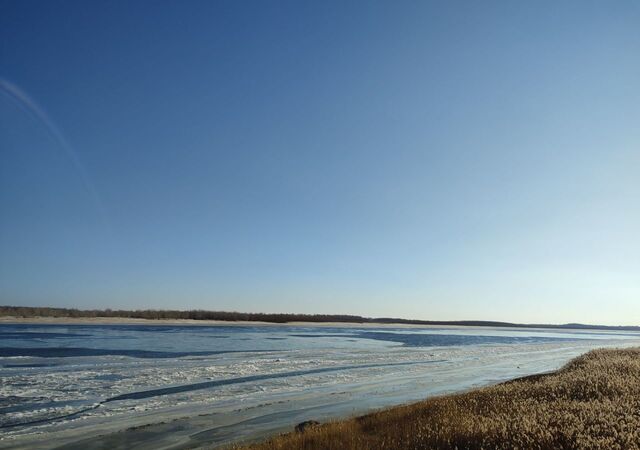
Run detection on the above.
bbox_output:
[235,348,640,450]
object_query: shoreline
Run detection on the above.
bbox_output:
[237,347,640,450]
[1,316,634,334]
[0,316,456,329]
[0,363,563,450]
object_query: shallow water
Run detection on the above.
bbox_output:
[1,323,639,449]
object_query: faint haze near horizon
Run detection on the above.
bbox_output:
[1,1,639,325]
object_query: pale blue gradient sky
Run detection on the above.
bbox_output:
[1,1,639,324]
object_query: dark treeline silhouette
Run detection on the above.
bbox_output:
[1,305,638,331]
[0,306,365,323]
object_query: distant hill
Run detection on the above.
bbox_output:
[1,305,638,332]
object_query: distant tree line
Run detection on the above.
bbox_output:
[0,305,637,331]
[0,305,369,323]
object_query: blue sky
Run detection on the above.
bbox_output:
[1,1,639,324]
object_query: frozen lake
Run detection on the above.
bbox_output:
[1,322,639,449]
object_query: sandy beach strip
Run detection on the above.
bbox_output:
[0,315,483,329]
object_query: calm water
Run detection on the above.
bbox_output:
[1,323,639,449]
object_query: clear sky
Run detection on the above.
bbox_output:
[1,1,638,325]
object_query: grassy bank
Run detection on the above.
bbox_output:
[236,348,640,450]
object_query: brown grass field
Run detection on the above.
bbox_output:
[235,348,640,450]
